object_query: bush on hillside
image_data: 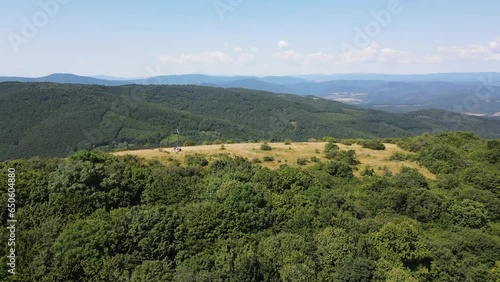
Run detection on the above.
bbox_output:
[260,143,272,151]
[359,140,385,150]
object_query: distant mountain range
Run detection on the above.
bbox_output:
[294,72,500,84]
[2,73,500,116]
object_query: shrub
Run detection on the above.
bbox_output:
[220,145,226,150]
[284,139,292,145]
[185,154,208,167]
[325,149,359,165]
[359,140,385,150]
[297,158,308,165]
[360,165,375,176]
[322,136,335,142]
[183,140,195,147]
[383,166,393,177]
[324,161,354,178]
[252,157,261,163]
[263,156,275,162]
[260,143,272,151]
[389,152,408,161]
[340,139,354,145]
[325,151,337,160]
[310,156,320,162]
[383,138,396,144]
[324,142,339,153]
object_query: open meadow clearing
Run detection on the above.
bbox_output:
[114,142,436,179]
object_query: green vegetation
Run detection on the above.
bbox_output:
[1,132,499,281]
[324,141,359,165]
[1,82,500,161]
[185,154,208,167]
[183,140,195,147]
[296,157,309,165]
[263,156,275,162]
[361,165,376,176]
[260,143,273,151]
[358,139,386,150]
[389,151,413,161]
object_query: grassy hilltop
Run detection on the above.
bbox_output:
[114,141,436,179]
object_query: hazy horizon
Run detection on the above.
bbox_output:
[2,0,499,77]
[3,71,500,80]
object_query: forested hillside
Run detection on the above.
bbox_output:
[0,132,499,281]
[1,82,500,161]
[3,73,500,115]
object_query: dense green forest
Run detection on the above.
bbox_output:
[1,132,499,281]
[2,73,500,116]
[1,82,500,161]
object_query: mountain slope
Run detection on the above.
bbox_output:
[2,73,500,116]
[0,73,123,85]
[1,82,499,160]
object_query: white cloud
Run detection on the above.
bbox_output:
[488,38,499,50]
[278,40,289,49]
[235,52,254,64]
[275,50,302,62]
[423,55,443,64]
[303,52,337,65]
[426,36,500,63]
[378,47,417,64]
[157,37,500,72]
[276,43,416,66]
[274,41,417,66]
[339,43,416,65]
[159,50,253,65]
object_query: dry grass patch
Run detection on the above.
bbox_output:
[113,142,435,179]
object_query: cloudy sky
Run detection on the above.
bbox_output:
[1,0,499,77]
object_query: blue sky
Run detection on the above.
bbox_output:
[1,0,499,77]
